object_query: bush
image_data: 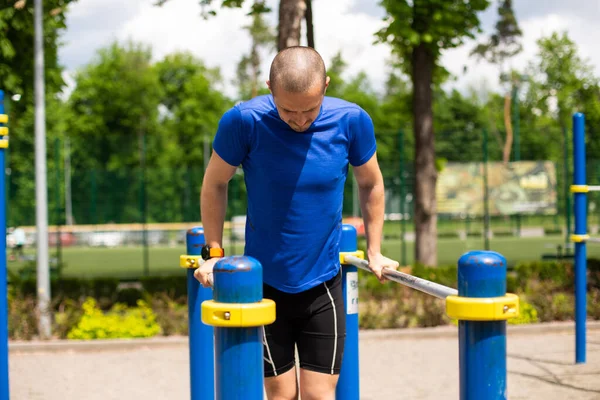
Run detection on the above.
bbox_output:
[508,299,539,325]
[148,293,188,336]
[54,298,86,339]
[492,230,514,238]
[7,290,39,340]
[513,260,574,292]
[588,289,600,320]
[438,231,459,239]
[67,298,161,340]
[543,227,563,236]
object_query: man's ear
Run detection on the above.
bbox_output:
[266,80,272,92]
[324,76,331,94]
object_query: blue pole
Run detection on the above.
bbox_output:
[573,112,587,364]
[458,251,507,400]
[0,90,9,400]
[185,227,214,399]
[336,224,360,400]
[213,256,264,400]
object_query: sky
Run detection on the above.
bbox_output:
[57,0,600,100]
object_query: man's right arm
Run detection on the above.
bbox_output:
[201,151,238,248]
[195,151,238,287]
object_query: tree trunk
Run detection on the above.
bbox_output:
[502,93,513,164]
[305,0,314,49]
[278,0,306,51]
[250,45,259,98]
[412,43,437,267]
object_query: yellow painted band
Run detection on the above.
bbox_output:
[570,234,589,243]
[0,114,7,123]
[0,139,8,149]
[445,293,520,321]
[179,255,203,269]
[0,127,8,136]
[570,185,589,193]
[201,299,276,327]
[340,250,365,265]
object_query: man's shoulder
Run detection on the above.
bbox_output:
[233,95,276,119]
[322,96,366,115]
[322,97,371,124]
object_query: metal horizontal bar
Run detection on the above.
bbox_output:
[587,237,600,243]
[588,185,600,192]
[343,255,458,299]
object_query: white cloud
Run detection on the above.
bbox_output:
[442,12,600,97]
[59,0,600,101]
[117,0,253,97]
[309,0,392,94]
[60,0,391,99]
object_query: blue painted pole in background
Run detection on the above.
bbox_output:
[211,256,267,400]
[185,227,214,399]
[336,224,360,400]
[0,90,10,400]
[458,251,507,400]
[573,112,587,364]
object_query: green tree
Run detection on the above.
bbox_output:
[155,51,231,221]
[67,42,164,224]
[471,0,523,163]
[434,90,487,162]
[0,0,77,103]
[234,1,276,100]
[1,0,77,226]
[528,32,598,135]
[377,0,491,266]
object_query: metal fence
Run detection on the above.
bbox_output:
[6,127,600,276]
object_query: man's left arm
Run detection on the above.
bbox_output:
[353,153,399,282]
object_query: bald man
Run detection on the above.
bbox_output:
[196,46,398,400]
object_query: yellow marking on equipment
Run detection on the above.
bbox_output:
[570,185,589,193]
[0,127,8,136]
[0,139,8,149]
[202,299,276,327]
[445,293,520,321]
[340,250,365,265]
[0,114,7,124]
[570,234,589,243]
[179,255,203,269]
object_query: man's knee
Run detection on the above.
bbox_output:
[264,367,298,400]
[299,368,338,400]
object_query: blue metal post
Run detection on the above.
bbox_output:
[0,90,9,400]
[213,256,264,400]
[573,112,587,364]
[458,251,507,400]
[336,224,360,400]
[186,227,214,399]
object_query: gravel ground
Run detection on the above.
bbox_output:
[7,322,600,400]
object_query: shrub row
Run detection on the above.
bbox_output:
[7,259,600,340]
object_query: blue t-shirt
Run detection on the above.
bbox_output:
[213,95,376,293]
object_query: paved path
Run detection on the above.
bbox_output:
[7,322,600,400]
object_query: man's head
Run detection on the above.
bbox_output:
[267,46,330,132]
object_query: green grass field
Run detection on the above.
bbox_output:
[8,235,600,279]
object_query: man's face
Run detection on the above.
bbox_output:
[269,79,328,132]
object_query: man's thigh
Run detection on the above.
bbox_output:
[296,271,346,375]
[262,284,298,378]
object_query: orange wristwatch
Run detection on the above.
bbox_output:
[201,245,225,261]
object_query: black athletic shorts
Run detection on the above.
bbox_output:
[262,270,346,377]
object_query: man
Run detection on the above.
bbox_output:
[9,226,26,261]
[196,46,398,400]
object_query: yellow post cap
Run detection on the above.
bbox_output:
[179,255,203,269]
[445,293,520,321]
[201,299,276,327]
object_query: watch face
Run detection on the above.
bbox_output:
[201,245,210,260]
